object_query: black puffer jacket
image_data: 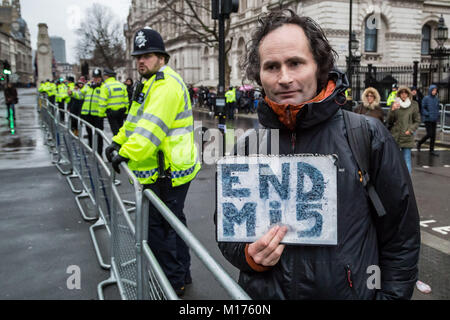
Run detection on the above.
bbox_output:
[218,70,420,300]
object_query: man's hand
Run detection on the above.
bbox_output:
[105,142,121,162]
[111,154,129,174]
[405,130,411,135]
[247,225,288,267]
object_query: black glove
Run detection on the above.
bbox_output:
[105,142,121,162]
[112,154,129,174]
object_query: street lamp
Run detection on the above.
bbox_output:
[347,31,359,90]
[435,14,448,48]
[431,14,449,86]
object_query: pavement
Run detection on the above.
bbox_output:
[0,89,448,300]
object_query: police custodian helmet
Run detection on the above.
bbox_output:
[131,27,170,60]
[92,68,102,78]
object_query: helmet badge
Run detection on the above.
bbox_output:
[135,31,147,48]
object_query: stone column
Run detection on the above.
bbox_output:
[36,23,53,84]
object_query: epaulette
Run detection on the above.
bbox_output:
[155,71,165,81]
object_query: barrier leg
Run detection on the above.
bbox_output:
[89,217,111,270]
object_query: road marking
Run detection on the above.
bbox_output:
[445,165,450,168]
[421,230,450,255]
[432,226,450,235]
[422,165,430,168]
[420,220,437,227]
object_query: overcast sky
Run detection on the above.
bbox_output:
[21,0,131,64]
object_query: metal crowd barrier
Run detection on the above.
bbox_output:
[37,95,250,300]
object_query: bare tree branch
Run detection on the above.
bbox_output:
[75,3,126,70]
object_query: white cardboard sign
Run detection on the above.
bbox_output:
[216,155,338,245]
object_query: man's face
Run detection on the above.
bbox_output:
[135,53,165,78]
[411,89,417,96]
[259,24,318,105]
[432,88,437,96]
[92,76,102,85]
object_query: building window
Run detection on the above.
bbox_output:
[421,24,431,55]
[365,17,377,52]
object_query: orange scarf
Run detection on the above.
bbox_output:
[265,80,336,131]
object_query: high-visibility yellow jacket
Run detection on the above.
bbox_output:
[56,83,68,103]
[225,88,236,103]
[113,66,201,187]
[66,82,75,103]
[47,82,57,97]
[99,77,129,112]
[38,83,46,93]
[387,91,397,106]
[77,82,105,117]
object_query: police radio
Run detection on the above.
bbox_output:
[133,78,145,104]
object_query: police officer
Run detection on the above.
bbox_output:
[78,68,105,155]
[225,86,236,119]
[100,68,129,135]
[387,83,398,107]
[105,27,201,296]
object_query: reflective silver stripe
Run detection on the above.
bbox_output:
[110,95,125,99]
[134,127,161,146]
[126,129,132,137]
[108,102,127,106]
[133,168,158,179]
[175,109,192,120]
[97,96,107,101]
[167,125,193,136]
[168,74,189,112]
[142,113,169,134]
[127,114,140,123]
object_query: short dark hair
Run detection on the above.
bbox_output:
[244,9,337,91]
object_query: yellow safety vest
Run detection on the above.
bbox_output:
[56,83,68,103]
[113,66,200,187]
[47,83,57,97]
[225,89,236,103]
[78,83,105,117]
[99,77,129,112]
[66,82,75,103]
[387,91,397,106]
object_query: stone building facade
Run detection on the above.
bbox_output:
[0,0,33,85]
[124,0,450,87]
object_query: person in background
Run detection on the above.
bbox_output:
[105,27,201,297]
[354,87,384,123]
[124,78,134,111]
[4,82,18,120]
[67,79,86,136]
[410,86,423,116]
[416,84,440,156]
[386,86,421,173]
[386,83,398,107]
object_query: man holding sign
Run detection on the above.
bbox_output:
[217,9,420,300]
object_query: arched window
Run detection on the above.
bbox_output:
[365,16,378,52]
[421,24,431,55]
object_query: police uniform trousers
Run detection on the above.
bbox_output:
[106,108,127,136]
[69,99,83,132]
[58,102,65,122]
[144,178,191,290]
[82,114,104,155]
[226,102,235,120]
